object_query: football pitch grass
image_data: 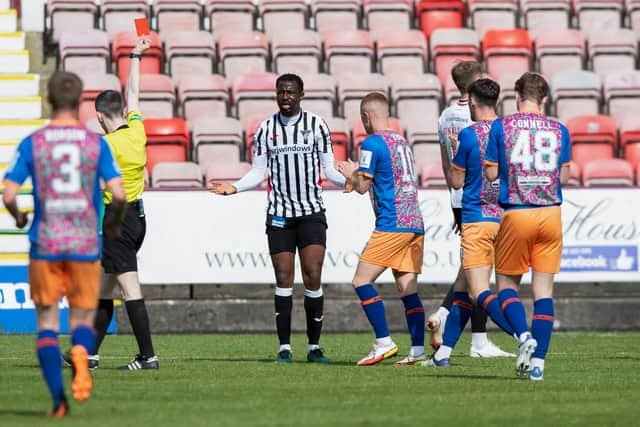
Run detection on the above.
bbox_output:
[1,332,639,426]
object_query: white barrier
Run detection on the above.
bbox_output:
[138,189,640,284]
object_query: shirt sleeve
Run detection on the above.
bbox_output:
[317,118,333,154]
[98,137,122,183]
[437,114,446,146]
[559,124,572,166]
[358,136,380,178]
[253,121,267,157]
[451,127,472,171]
[3,138,31,186]
[484,120,502,166]
[233,154,267,192]
[126,111,147,145]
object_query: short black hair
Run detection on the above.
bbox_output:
[468,78,500,109]
[276,73,304,92]
[95,90,123,119]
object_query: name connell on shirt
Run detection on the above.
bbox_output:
[514,119,556,129]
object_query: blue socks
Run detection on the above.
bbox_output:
[72,325,96,354]
[442,292,473,348]
[477,290,515,337]
[355,284,389,338]
[401,293,425,347]
[532,298,554,360]
[36,330,66,409]
[498,288,529,337]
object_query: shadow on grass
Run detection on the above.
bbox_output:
[181,357,358,366]
[422,373,518,381]
[0,409,45,417]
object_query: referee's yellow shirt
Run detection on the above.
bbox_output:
[103,111,147,204]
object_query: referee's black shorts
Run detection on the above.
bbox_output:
[102,200,146,274]
[265,212,327,255]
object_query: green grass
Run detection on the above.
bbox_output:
[1,332,639,426]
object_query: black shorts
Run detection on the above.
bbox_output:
[265,212,327,255]
[102,200,146,274]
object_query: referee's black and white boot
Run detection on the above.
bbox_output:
[117,354,159,370]
[63,353,99,370]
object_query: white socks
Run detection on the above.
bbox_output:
[435,345,453,360]
[279,344,292,352]
[436,306,449,322]
[308,344,320,352]
[275,287,293,297]
[531,357,545,370]
[409,346,425,357]
[471,332,489,349]
[376,336,393,346]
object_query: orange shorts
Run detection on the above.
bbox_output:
[29,260,101,309]
[495,206,563,275]
[461,222,500,269]
[360,231,424,274]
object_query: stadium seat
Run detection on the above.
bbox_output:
[375,30,428,76]
[59,29,110,75]
[483,29,532,82]
[192,117,243,172]
[468,0,517,37]
[311,0,360,33]
[351,117,403,158]
[534,29,585,80]
[164,31,216,85]
[112,31,163,87]
[244,114,271,159]
[587,29,637,80]
[567,115,617,169]
[151,162,203,188]
[363,0,413,33]
[271,30,322,75]
[430,28,480,86]
[259,0,308,36]
[574,0,623,35]
[416,0,465,40]
[407,121,439,171]
[85,117,105,134]
[300,73,336,118]
[144,118,191,173]
[178,74,229,121]
[153,0,202,33]
[218,32,269,82]
[323,30,374,76]
[619,115,640,169]
[390,73,442,133]
[520,0,571,37]
[629,0,640,37]
[205,0,255,34]
[337,73,391,125]
[324,116,350,161]
[566,160,581,187]
[101,0,149,40]
[137,74,176,119]
[497,73,519,116]
[205,161,252,182]
[78,73,121,124]
[604,71,640,124]
[231,72,278,123]
[583,158,634,187]
[550,70,602,123]
[420,160,447,187]
[46,0,97,44]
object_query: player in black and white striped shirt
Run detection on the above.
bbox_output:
[209,74,346,364]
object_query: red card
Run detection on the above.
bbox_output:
[134,18,150,36]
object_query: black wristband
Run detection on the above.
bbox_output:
[129,53,142,59]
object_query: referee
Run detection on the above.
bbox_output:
[89,36,157,370]
[209,74,346,363]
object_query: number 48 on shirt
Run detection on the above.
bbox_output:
[510,130,559,172]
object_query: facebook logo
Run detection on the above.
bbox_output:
[561,246,638,272]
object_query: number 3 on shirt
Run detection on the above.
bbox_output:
[397,145,416,184]
[510,130,558,172]
[52,143,81,194]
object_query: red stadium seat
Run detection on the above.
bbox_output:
[271,30,322,75]
[407,121,439,171]
[218,31,269,82]
[420,160,447,187]
[337,72,390,125]
[468,0,517,37]
[151,161,203,188]
[178,74,229,121]
[205,161,253,182]
[604,71,640,125]
[497,73,519,116]
[483,29,532,82]
[46,0,97,44]
[567,115,617,169]
[192,117,244,172]
[521,0,570,38]
[324,116,350,161]
[164,31,216,85]
[310,0,360,33]
[231,72,277,124]
[390,73,442,132]
[144,118,191,173]
[363,0,413,34]
[244,114,270,159]
[351,117,403,158]
[417,0,465,40]
[567,160,581,187]
[78,73,121,124]
[430,28,480,86]
[112,31,163,87]
[620,115,640,170]
[375,30,428,76]
[205,0,255,35]
[323,30,374,76]
[101,0,149,40]
[258,0,308,36]
[583,158,634,187]
[300,73,336,118]
[551,70,602,123]
[153,0,202,33]
[59,29,110,75]
[574,0,623,35]
[588,29,637,80]
[137,74,176,119]
[534,29,585,80]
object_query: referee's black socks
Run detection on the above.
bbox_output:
[125,299,156,359]
[274,287,293,348]
[93,299,114,355]
[304,288,324,348]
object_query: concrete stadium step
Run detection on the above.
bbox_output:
[0,32,24,50]
[0,140,18,162]
[0,234,29,253]
[0,1,10,11]
[0,9,17,33]
[0,74,40,97]
[0,120,47,140]
[0,50,29,74]
[0,97,42,120]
